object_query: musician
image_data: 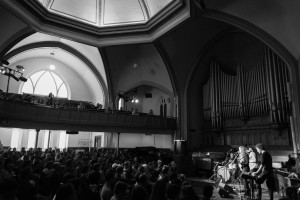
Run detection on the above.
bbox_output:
[246,147,258,172]
[253,143,275,200]
[239,146,250,196]
[226,152,238,182]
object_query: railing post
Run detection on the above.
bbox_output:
[35,129,40,149]
[117,132,120,157]
[47,130,51,148]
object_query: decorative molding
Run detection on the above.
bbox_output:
[0,0,189,46]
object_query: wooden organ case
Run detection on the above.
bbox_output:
[202,47,292,146]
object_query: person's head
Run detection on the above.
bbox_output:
[230,153,235,159]
[239,146,246,154]
[55,183,77,200]
[255,143,264,154]
[157,160,162,166]
[138,173,148,186]
[114,181,129,198]
[247,147,253,152]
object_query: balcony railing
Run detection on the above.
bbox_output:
[0,98,177,134]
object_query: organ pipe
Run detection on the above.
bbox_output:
[203,46,290,128]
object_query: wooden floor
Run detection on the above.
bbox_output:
[188,177,282,200]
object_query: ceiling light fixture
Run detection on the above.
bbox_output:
[49,52,56,70]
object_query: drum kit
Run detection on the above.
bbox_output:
[209,161,231,183]
[210,161,260,200]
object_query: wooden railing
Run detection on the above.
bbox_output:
[0,99,177,134]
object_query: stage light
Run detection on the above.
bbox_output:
[19,76,27,82]
[16,65,25,72]
[0,62,26,98]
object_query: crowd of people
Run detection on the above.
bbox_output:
[0,147,204,200]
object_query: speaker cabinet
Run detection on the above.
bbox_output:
[218,183,234,198]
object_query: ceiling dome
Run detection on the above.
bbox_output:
[37,0,174,27]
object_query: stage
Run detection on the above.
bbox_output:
[188,177,282,200]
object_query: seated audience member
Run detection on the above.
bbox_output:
[78,102,85,110]
[54,183,77,200]
[100,170,115,200]
[148,109,154,115]
[46,92,55,106]
[166,183,181,200]
[132,108,138,115]
[96,103,103,110]
[150,178,168,200]
[0,169,18,200]
[111,181,130,200]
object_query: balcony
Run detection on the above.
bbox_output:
[0,98,177,134]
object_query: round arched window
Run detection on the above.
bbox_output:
[21,70,68,98]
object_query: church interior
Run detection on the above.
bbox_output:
[0,0,300,199]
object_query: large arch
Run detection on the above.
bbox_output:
[186,10,300,154]
[3,41,109,105]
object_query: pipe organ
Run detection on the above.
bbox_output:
[202,46,291,146]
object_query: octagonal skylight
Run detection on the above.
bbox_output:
[37,0,174,27]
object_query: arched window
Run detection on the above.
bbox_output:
[21,70,68,98]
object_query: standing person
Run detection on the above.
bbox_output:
[226,152,238,183]
[0,140,3,153]
[253,143,275,200]
[247,147,258,172]
[238,146,250,196]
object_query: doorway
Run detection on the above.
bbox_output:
[94,136,102,149]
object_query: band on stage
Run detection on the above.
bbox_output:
[211,143,299,200]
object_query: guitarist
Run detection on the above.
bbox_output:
[253,143,275,200]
